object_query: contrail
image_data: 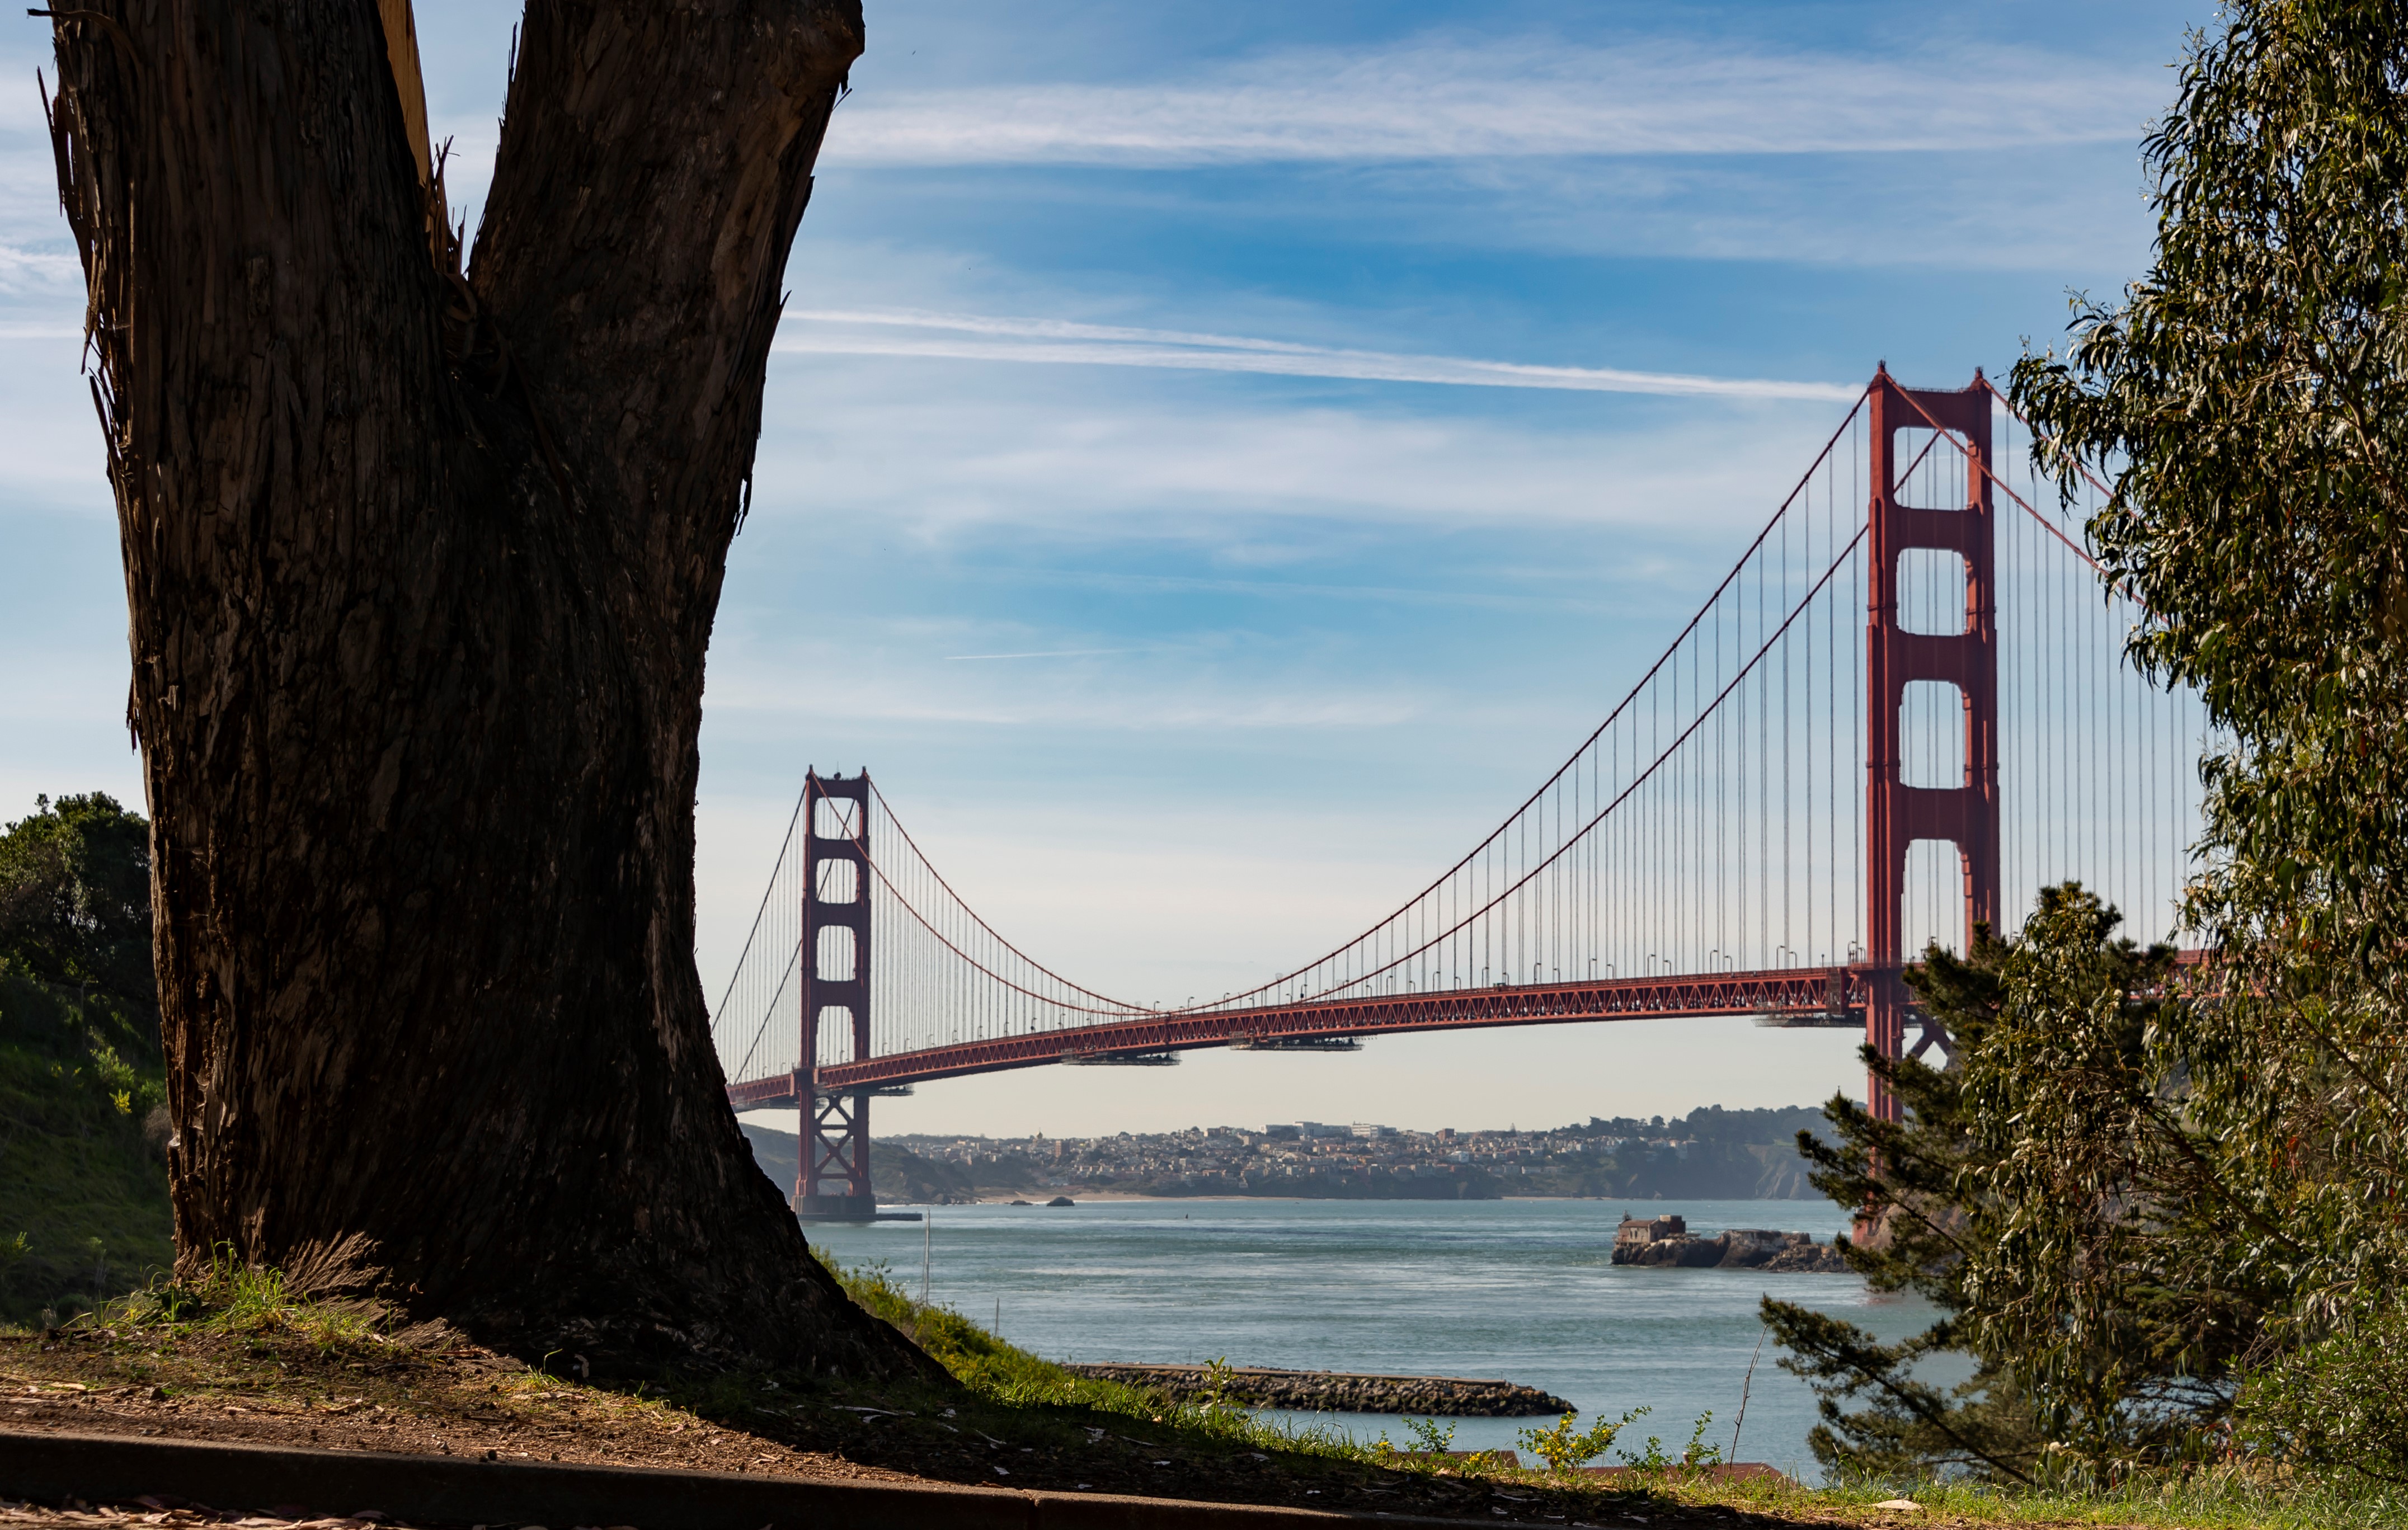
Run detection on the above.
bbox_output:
[774,308,1856,403]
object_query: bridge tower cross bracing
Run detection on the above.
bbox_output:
[797,770,876,1216]
[1865,369,2000,1123]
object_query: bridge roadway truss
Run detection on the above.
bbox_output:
[725,964,1876,1108]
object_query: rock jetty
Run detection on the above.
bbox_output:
[1611,1212,1849,1272]
[1062,1363,1573,1416]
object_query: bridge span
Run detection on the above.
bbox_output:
[711,369,2209,1217]
[724,964,1870,1104]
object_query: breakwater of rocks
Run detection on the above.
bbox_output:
[1063,1363,1573,1416]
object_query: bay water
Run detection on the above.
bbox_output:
[807,1197,1934,1482]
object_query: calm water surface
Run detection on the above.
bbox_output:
[808,1197,1930,1482]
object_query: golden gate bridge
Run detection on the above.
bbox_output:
[709,369,2209,1218]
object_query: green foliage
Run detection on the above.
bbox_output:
[1518,1405,1647,1474]
[1785,1467,2408,1529]
[1767,1303,2047,1484]
[0,1029,172,1326]
[37,1251,386,1357]
[0,790,169,1328]
[1401,1415,1456,1454]
[2006,0,2408,1482]
[2230,1301,2408,1482]
[2012,0,2408,990]
[1767,886,2226,1481]
[1607,1410,1723,1472]
[1679,1411,1724,1470]
[0,793,158,1064]
[1196,1355,1236,1413]
[1952,900,2264,1466]
[1771,879,2408,1483]
[196,1255,297,1333]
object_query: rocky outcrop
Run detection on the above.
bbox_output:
[1758,1239,1850,1273]
[1063,1363,1572,1416]
[1612,1227,1849,1271]
[1615,1234,1726,1267]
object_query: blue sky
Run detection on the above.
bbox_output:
[0,1,2207,1136]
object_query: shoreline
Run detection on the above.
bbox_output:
[1062,1363,1574,1418]
[891,1193,1838,1207]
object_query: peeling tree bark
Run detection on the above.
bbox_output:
[43,0,932,1379]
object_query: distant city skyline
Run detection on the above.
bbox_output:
[0,1,2210,1135]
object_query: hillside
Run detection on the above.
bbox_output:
[0,1000,172,1323]
[0,793,172,1324]
[740,1122,1023,1205]
[741,1103,1834,1203]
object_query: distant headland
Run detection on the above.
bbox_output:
[741,1104,1831,1204]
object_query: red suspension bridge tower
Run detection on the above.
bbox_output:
[1864,369,1999,1120]
[797,770,878,1218]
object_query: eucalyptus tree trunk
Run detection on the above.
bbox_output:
[41,0,930,1380]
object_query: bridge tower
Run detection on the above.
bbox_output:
[797,770,876,1217]
[1865,369,2000,1122]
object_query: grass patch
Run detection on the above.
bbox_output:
[125,1254,390,1355]
[1669,1467,2408,1529]
[0,1024,172,1327]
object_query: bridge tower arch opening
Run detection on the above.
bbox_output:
[1865,369,2000,1122]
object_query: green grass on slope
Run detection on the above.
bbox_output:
[0,1011,172,1325]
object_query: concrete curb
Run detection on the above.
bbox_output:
[0,1430,1501,1530]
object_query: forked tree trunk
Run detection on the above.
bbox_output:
[42,0,932,1380]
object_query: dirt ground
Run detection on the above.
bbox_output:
[0,1498,449,1530]
[0,1322,1802,1527]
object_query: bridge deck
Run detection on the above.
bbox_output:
[725,964,1873,1107]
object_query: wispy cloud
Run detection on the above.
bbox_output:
[706,661,1425,733]
[983,568,1653,615]
[750,357,1838,543]
[824,36,2166,167]
[774,308,1857,402]
[943,647,1147,662]
[1318,146,2155,272]
[0,241,79,300]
